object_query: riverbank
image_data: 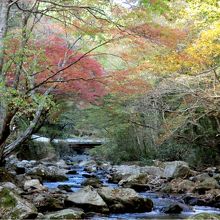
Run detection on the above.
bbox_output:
[0,153,220,219]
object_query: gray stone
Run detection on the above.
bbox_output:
[98,187,153,213]
[24,179,46,191]
[27,164,68,181]
[66,186,108,213]
[141,166,164,177]
[0,187,38,219]
[163,161,191,178]
[33,192,65,212]
[44,208,85,219]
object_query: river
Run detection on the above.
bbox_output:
[43,153,220,219]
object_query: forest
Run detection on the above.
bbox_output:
[0,0,220,219]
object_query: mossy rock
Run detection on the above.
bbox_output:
[0,187,38,219]
[0,188,16,208]
[188,213,220,220]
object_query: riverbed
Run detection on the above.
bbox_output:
[43,153,220,219]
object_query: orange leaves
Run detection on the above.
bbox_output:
[130,23,187,48]
[106,69,150,96]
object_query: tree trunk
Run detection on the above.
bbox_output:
[0,0,9,75]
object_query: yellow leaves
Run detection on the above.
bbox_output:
[152,21,220,75]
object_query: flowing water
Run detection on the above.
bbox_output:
[44,154,220,219]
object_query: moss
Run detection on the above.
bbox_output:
[188,213,220,220]
[0,188,16,208]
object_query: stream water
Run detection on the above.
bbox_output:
[43,154,220,219]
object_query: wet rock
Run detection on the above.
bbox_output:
[44,208,85,219]
[183,195,207,206]
[66,186,109,213]
[161,203,183,214]
[84,166,97,173]
[24,179,46,191]
[67,170,77,175]
[199,189,220,208]
[15,167,26,175]
[163,161,191,179]
[33,192,65,212]
[0,187,38,219]
[27,164,68,182]
[188,213,220,220]
[81,177,103,188]
[82,173,97,178]
[79,160,97,167]
[98,187,153,213]
[58,184,73,192]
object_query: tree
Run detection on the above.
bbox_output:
[0,0,115,164]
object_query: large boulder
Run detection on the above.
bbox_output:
[161,203,183,214]
[141,166,164,177]
[81,177,103,188]
[33,192,65,212]
[109,165,142,183]
[163,161,191,179]
[44,208,85,219]
[24,179,46,191]
[118,173,149,192]
[97,187,153,213]
[194,177,220,194]
[65,186,109,213]
[27,164,68,181]
[170,179,195,193]
[0,187,38,219]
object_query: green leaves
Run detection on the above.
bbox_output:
[140,0,170,14]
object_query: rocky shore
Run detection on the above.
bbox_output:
[0,155,220,219]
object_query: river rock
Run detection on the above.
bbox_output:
[24,179,46,191]
[141,166,164,177]
[161,203,183,214]
[66,186,109,213]
[58,184,73,192]
[79,160,97,167]
[170,179,195,193]
[81,177,103,188]
[33,192,65,212]
[44,208,85,219]
[55,159,69,169]
[188,213,220,220]
[163,161,191,179]
[194,177,220,194]
[67,170,77,175]
[97,187,153,213]
[0,187,38,219]
[109,165,142,183]
[0,182,23,195]
[27,164,68,181]
[118,173,149,192]
[190,173,210,182]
